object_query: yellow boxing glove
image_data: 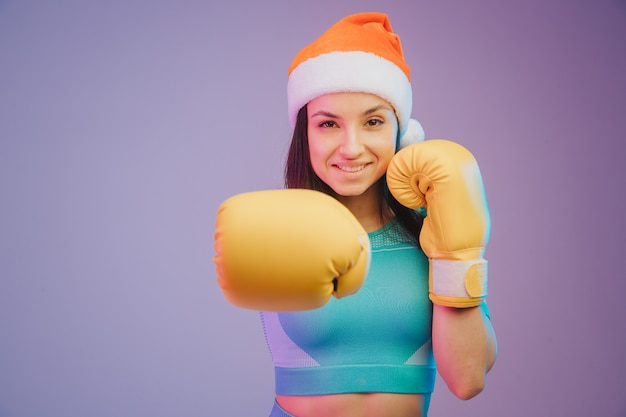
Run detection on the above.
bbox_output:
[214,189,370,311]
[386,140,490,308]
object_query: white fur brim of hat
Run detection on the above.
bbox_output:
[288,51,425,147]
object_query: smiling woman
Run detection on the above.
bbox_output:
[215,12,497,417]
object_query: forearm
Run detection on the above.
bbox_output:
[432,303,497,400]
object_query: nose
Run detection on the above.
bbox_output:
[339,127,365,158]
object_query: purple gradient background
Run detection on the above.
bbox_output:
[1,1,625,416]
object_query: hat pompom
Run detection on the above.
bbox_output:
[399,118,426,149]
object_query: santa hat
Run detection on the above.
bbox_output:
[287,12,425,148]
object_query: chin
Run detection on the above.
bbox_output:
[330,186,370,198]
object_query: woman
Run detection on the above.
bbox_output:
[259,12,498,417]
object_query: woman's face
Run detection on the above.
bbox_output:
[307,92,398,197]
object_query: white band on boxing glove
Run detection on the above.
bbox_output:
[430,259,488,299]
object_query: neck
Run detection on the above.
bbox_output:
[334,184,392,232]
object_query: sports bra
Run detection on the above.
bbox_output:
[260,218,437,395]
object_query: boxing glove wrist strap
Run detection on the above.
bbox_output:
[429,259,488,308]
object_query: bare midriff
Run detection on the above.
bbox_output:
[276,392,426,417]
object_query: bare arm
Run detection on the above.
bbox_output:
[432,303,497,400]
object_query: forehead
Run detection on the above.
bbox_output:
[307,92,395,115]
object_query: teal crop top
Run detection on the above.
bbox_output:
[260,218,437,396]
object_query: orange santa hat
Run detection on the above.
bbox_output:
[287,12,425,148]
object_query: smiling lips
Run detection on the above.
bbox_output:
[335,164,368,173]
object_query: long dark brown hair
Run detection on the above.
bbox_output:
[284,106,423,244]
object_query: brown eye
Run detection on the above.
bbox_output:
[319,121,337,128]
[366,118,384,127]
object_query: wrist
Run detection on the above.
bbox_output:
[429,258,488,308]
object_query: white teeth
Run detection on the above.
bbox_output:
[337,165,365,172]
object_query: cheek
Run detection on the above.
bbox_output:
[379,150,396,175]
[375,141,397,178]
[307,138,327,173]
[377,137,397,165]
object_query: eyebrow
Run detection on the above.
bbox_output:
[362,104,393,115]
[309,104,393,119]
